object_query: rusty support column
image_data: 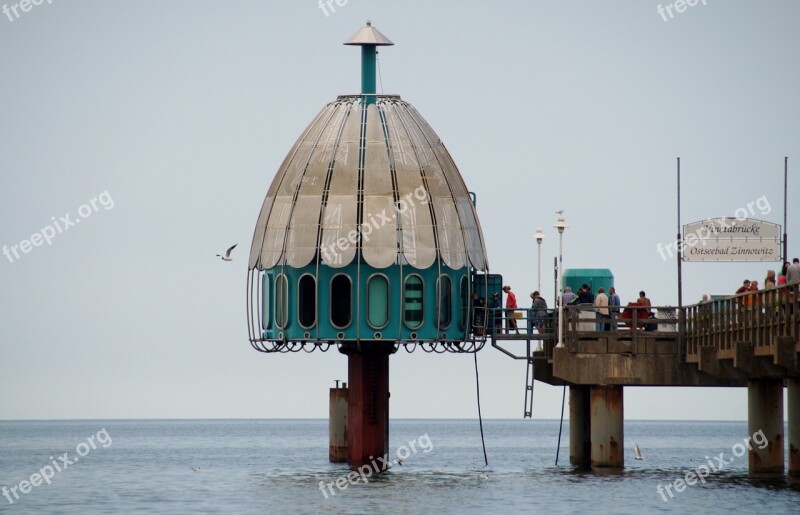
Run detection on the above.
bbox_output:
[329,381,348,463]
[747,379,784,475]
[590,385,624,468]
[789,378,799,477]
[345,343,393,470]
[569,385,591,467]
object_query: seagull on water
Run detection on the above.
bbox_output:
[634,442,644,460]
[478,473,489,480]
[217,244,237,261]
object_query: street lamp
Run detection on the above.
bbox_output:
[534,227,544,293]
[554,211,568,348]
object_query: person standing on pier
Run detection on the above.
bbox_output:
[489,292,502,336]
[594,288,610,331]
[471,292,486,337]
[639,291,655,331]
[638,291,652,317]
[608,287,621,327]
[736,279,751,307]
[502,285,519,334]
[765,270,776,289]
[788,258,800,284]
[562,286,576,306]
[778,262,790,286]
[575,284,594,304]
[530,291,548,333]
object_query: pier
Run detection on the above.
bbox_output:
[491,283,800,476]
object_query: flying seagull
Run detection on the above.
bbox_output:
[634,442,644,460]
[217,244,237,261]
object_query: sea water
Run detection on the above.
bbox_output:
[0,419,798,514]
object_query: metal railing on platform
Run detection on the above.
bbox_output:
[684,283,800,359]
[476,307,557,360]
[481,283,800,363]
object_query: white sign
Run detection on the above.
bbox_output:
[682,218,781,262]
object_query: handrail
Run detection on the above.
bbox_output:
[683,282,800,358]
[552,284,800,360]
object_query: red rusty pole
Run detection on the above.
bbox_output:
[343,343,395,470]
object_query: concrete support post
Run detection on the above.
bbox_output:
[329,383,348,463]
[569,385,591,467]
[747,379,784,475]
[590,385,624,468]
[789,379,799,477]
[346,346,391,470]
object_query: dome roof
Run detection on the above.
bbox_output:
[249,95,488,272]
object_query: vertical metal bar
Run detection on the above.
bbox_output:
[677,157,685,362]
[784,156,788,264]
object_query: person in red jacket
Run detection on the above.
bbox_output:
[502,285,519,334]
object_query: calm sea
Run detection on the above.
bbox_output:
[0,419,798,514]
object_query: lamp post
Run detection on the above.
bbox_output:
[534,227,545,293]
[554,211,568,348]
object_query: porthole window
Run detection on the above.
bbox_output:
[261,273,270,330]
[331,274,352,328]
[298,274,316,329]
[403,274,424,329]
[275,274,289,329]
[458,275,468,331]
[367,274,389,329]
[437,275,452,329]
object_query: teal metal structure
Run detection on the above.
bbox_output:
[562,268,614,296]
[246,23,489,353]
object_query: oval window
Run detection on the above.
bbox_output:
[437,275,452,329]
[275,274,289,329]
[331,274,352,328]
[367,274,389,329]
[298,274,316,329]
[403,274,424,329]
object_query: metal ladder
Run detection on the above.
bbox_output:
[523,342,535,418]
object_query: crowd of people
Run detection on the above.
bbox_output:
[729,258,800,298]
[469,283,650,336]
[721,258,800,309]
[468,258,800,337]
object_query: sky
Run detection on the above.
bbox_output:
[1,0,798,421]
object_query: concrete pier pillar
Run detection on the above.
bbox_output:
[747,379,784,475]
[569,385,591,467]
[346,344,392,470]
[789,379,799,478]
[590,385,623,468]
[329,382,348,463]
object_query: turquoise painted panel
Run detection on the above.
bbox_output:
[259,261,472,343]
[563,268,614,296]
